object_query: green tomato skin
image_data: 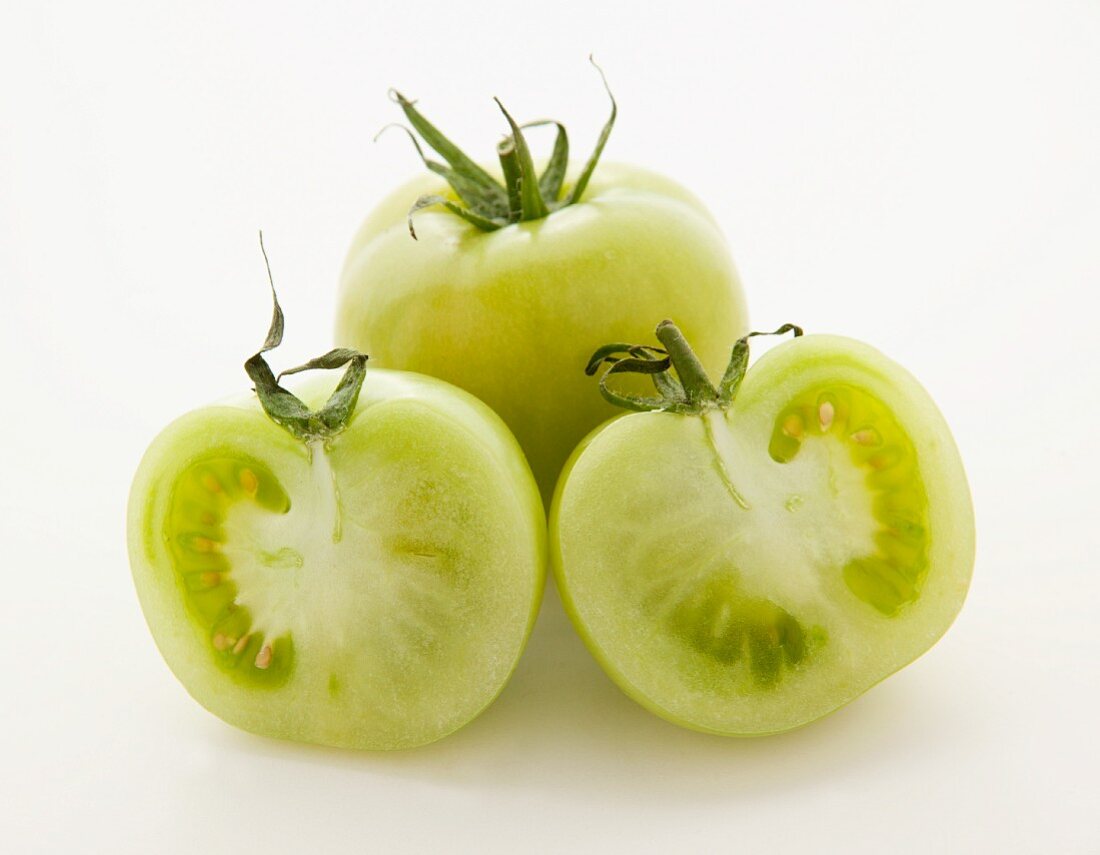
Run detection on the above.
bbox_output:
[128,369,545,750]
[550,335,975,737]
[336,163,748,503]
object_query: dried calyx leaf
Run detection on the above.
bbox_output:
[243,234,368,443]
[586,322,804,415]
[384,57,617,238]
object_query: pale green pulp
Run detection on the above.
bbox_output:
[336,163,748,502]
[129,370,545,750]
[550,335,974,736]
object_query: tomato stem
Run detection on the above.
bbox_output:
[497,138,523,220]
[495,98,549,221]
[655,320,718,407]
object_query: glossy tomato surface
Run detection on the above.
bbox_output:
[336,163,748,501]
[129,370,545,750]
[551,334,974,735]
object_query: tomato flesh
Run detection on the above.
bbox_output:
[550,335,974,735]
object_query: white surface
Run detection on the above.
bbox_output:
[2,2,1098,852]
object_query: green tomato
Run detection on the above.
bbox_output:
[550,322,974,736]
[336,76,748,502]
[128,293,544,750]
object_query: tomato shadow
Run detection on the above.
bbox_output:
[215,579,983,807]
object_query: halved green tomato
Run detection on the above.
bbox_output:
[550,326,974,735]
[129,369,545,750]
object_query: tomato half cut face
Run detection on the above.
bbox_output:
[131,372,545,750]
[551,333,974,736]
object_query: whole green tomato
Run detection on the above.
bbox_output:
[336,68,747,500]
[129,276,545,750]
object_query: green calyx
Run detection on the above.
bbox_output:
[383,57,617,239]
[243,234,369,443]
[586,321,804,415]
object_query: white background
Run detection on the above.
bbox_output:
[2,2,1098,852]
